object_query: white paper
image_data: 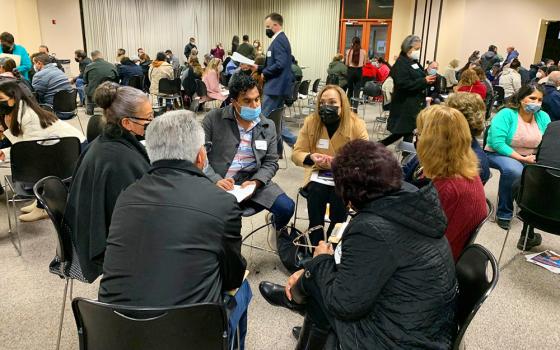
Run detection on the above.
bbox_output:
[310,170,335,187]
[231,52,255,65]
[411,63,420,69]
[525,250,560,274]
[227,184,256,202]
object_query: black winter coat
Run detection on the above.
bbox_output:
[65,127,150,282]
[118,62,143,86]
[99,160,246,306]
[388,53,428,134]
[301,183,458,349]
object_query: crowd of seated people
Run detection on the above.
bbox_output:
[3,17,560,349]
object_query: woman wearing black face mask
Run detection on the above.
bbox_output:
[64,82,153,282]
[292,85,369,246]
[0,80,86,222]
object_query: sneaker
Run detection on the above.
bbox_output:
[20,200,37,214]
[496,218,511,230]
[19,207,49,222]
[517,232,542,251]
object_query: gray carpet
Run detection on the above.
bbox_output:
[1,105,559,350]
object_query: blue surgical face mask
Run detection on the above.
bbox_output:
[237,105,261,121]
[523,102,541,114]
[427,68,437,76]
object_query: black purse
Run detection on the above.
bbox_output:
[277,225,323,273]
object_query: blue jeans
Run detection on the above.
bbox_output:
[75,78,85,104]
[224,280,252,350]
[247,193,295,229]
[487,153,524,220]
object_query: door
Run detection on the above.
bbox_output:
[339,21,391,60]
[368,25,388,59]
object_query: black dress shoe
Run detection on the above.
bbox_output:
[259,281,305,315]
[292,326,302,340]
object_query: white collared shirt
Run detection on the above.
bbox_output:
[270,30,283,44]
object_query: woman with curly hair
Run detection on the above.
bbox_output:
[260,140,457,349]
[416,104,487,260]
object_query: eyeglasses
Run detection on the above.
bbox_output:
[204,141,213,153]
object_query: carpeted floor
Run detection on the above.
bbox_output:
[1,105,559,350]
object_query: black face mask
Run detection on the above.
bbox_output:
[265,29,274,38]
[319,105,340,125]
[0,100,15,116]
[2,45,13,53]
[74,58,80,63]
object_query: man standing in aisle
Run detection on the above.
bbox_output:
[184,37,197,59]
[259,13,297,153]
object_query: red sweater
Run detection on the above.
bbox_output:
[457,81,487,100]
[376,64,390,82]
[433,176,487,261]
[362,62,378,78]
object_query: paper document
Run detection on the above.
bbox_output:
[525,250,560,274]
[227,184,256,202]
[310,170,335,187]
[231,52,255,65]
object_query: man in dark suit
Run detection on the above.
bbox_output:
[259,12,297,152]
[183,37,197,59]
[259,13,293,117]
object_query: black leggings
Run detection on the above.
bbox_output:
[346,67,363,100]
[379,133,413,147]
[306,182,347,246]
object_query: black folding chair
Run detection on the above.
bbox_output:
[325,74,339,85]
[34,176,88,350]
[498,164,560,267]
[454,244,499,350]
[52,89,84,134]
[297,80,311,115]
[127,75,144,90]
[353,81,382,118]
[157,78,184,110]
[86,114,105,143]
[493,85,505,107]
[72,298,229,350]
[4,137,81,255]
[267,107,288,169]
[285,81,301,118]
[466,198,494,246]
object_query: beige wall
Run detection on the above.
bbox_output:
[1,0,42,51]
[37,0,84,77]
[391,0,560,69]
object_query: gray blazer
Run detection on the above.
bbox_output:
[202,105,283,208]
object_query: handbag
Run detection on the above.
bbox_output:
[277,225,323,273]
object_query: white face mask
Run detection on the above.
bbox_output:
[34,64,41,72]
[410,50,420,61]
[536,72,544,79]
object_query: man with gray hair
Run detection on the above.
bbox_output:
[543,71,560,121]
[99,110,247,310]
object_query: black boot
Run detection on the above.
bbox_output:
[517,225,542,251]
[259,281,305,316]
[295,315,329,350]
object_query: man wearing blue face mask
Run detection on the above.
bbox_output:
[203,74,295,239]
[424,61,445,105]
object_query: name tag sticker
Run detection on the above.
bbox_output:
[266,50,272,57]
[411,63,420,69]
[317,139,329,149]
[255,140,267,150]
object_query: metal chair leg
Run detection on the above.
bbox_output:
[497,227,512,267]
[69,279,74,301]
[5,180,22,255]
[56,278,70,350]
[77,115,85,135]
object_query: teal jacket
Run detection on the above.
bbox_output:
[0,44,32,80]
[487,107,551,156]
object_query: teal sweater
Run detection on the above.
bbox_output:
[487,108,551,156]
